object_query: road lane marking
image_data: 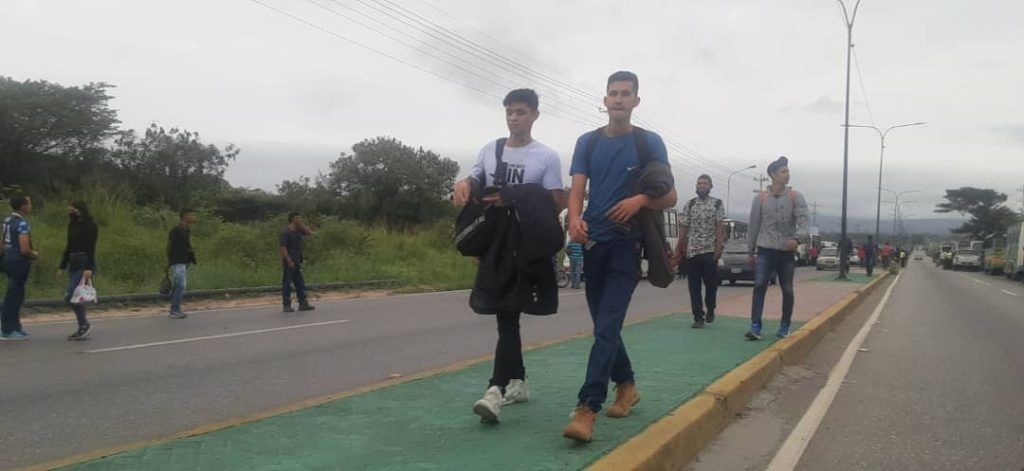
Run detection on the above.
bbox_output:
[955,272,992,286]
[764,273,901,471]
[1003,290,1019,297]
[83,319,353,354]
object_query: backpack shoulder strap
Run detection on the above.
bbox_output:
[583,127,605,174]
[632,126,650,167]
[788,190,798,205]
[489,137,508,187]
[759,191,769,205]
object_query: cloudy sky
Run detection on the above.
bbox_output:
[3,0,1022,222]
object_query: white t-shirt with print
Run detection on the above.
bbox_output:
[470,139,563,190]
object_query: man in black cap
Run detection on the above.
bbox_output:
[746,157,809,340]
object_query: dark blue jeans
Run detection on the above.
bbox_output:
[2,258,31,335]
[750,248,796,331]
[282,263,308,306]
[569,258,583,289]
[64,269,89,327]
[686,253,718,321]
[577,238,640,412]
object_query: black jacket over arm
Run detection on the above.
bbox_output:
[633,160,675,288]
[466,183,563,315]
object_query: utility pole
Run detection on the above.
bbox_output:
[1018,185,1024,217]
[811,201,819,226]
[835,0,862,281]
[754,174,769,192]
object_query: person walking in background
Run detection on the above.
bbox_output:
[57,199,98,340]
[2,195,38,340]
[166,209,197,319]
[881,241,893,268]
[863,236,877,276]
[745,156,809,341]
[280,212,315,313]
[674,174,725,329]
[566,241,584,289]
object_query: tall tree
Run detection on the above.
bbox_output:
[934,187,1022,238]
[109,124,239,208]
[0,77,120,190]
[323,137,458,230]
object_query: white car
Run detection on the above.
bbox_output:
[849,253,861,266]
[953,249,981,271]
[816,247,839,271]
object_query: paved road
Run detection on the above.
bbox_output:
[0,268,820,470]
[689,259,1024,471]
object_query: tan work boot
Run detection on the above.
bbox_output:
[562,406,597,443]
[606,383,640,418]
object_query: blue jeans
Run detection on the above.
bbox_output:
[282,263,308,306]
[750,248,796,332]
[65,269,89,327]
[577,238,640,412]
[569,258,583,289]
[2,258,30,335]
[170,263,188,313]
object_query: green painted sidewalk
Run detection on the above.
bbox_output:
[63,315,791,471]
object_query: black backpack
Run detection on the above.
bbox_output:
[454,138,507,256]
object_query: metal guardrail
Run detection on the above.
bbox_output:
[24,279,401,308]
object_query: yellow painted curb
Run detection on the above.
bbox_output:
[587,272,891,471]
[586,394,726,471]
[704,349,783,417]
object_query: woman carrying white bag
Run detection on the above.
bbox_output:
[56,200,98,341]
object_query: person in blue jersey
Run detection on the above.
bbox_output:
[562,71,678,443]
[2,195,39,340]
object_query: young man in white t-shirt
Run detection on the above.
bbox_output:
[453,88,565,423]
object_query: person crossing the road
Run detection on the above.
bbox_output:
[57,199,99,340]
[674,174,725,329]
[745,156,809,341]
[2,195,38,340]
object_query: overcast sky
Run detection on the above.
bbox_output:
[3,0,1022,221]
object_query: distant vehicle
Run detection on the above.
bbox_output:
[969,240,984,251]
[953,248,981,271]
[717,239,754,285]
[913,253,924,261]
[816,247,839,271]
[722,218,750,241]
[982,232,1006,276]
[1005,222,1024,281]
[939,244,956,269]
[849,251,861,266]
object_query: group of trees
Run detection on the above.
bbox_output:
[935,187,1023,239]
[0,77,458,229]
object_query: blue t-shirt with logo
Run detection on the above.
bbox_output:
[569,129,670,243]
[2,213,31,261]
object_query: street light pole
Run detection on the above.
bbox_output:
[836,0,862,280]
[727,164,757,216]
[844,122,927,244]
[881,188,920,239]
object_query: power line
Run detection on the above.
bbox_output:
[851,47,875,126]
[254,0,756,193]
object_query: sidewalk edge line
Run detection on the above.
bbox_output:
[586,272,891,471]
[20,309,680,471]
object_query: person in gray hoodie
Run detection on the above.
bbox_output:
[745,156,809,340]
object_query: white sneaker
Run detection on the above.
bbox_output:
[473,386,502,423]
[502,379,530,405]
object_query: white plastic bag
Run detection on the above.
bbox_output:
[71,280,98,305]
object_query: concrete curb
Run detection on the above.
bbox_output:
[587,272,891,471]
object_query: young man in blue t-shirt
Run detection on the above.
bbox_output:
[562,71,678,442]
[2,195,39,340]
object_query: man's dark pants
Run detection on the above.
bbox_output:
[577,238,639,413]
[686,253,718,322]
[2,258,30,334]
[282,263,309,307]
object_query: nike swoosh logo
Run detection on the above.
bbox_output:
[626,166,638,171]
